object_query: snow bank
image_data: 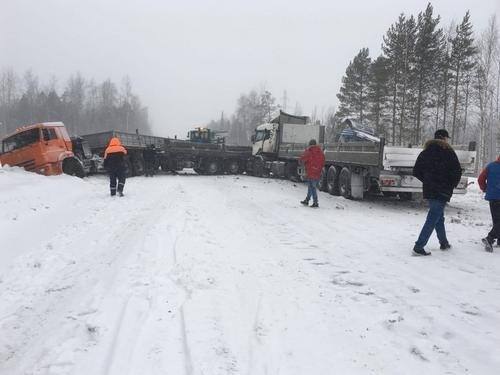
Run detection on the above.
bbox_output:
[0,168,499,374]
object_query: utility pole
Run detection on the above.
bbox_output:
[282,90,288,112]
[220,111,224,129]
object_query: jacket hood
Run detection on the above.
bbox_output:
[108,137,123,147]
[424,139,453,150]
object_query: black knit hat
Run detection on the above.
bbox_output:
[309,139,317,146]
[434,129,449,140]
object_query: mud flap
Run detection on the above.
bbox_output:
[351,171,364,199]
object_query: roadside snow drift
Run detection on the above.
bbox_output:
[0,166,499,374]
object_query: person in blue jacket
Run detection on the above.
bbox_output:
[478,157,500,252]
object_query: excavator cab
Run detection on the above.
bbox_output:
[187,127,225,144]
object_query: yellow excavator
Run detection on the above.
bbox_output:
[187,127,226,144]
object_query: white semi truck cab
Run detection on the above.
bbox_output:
[249,111,324,178]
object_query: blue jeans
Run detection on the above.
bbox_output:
[415,199,448,249]
[306,179,319,203]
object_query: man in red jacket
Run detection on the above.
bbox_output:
[299,139,325,208]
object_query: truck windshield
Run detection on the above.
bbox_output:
[254,130,267,142]
[2,128,40,153]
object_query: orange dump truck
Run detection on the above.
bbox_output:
[0,122,86,177]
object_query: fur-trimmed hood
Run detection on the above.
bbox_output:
[424,139,453,150]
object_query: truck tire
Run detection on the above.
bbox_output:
[62,158,85,178]
[125,158,134,177]
[339,167,352,199]
[205,160,219,175]
[225,160,239,174]
[317,167,328,191]
[326,166,340,196]
[132,154,145,176]
[253,157,265,177]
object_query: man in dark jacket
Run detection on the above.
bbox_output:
[103,137,127,197]
[412,129,462,256]
[478,157,500,252]
[299,139,325,208]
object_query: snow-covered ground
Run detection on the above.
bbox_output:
[0,167,499,375]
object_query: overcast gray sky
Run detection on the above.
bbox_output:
[1,0,499,137]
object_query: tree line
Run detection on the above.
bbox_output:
[0,69,151,138]
[207,88,280,145]
[207,3,499,168]
[335,3,500,167]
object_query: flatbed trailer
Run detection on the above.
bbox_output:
[319,137,476,200]
[81,130,252,176]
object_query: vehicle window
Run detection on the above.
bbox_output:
[255,130,271,142]
[42,128,57,141]
[255,131,266,142]
[2,128,40,152]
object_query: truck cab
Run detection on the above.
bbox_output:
[0,122,85,177]
[252,123,278,155]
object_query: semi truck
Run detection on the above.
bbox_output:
[318,120,476,200]
[81,129,252,176]
[249,110,325,178]
[0,123,251,177]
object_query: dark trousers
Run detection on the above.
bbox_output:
[109,170,126,196]
[144,162,155,177]
[415,199,448,249]
[487,200,500,241]
[305,179,319,203]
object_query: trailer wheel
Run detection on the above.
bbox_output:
[205,160,219,175]
[339,167,352,199]
[125,158,134,177]
[132,154,145,175]
[62,158,85,178]
[225,160,239,174]
[318,167,328,191]
[253,156,266,177]
[326,166,340,195]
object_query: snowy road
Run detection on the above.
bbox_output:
[1,168,499,374]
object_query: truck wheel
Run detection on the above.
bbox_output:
[225,160,239,174]
[62,158,85,178]
[326,166,340,196]
[339,167,352,199]
[253,157,265,177]
[125,158,134,177]
[318,167,328,191]
[133,155,145,175]
[205,160,219,175]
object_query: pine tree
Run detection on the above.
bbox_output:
[413,3,444,144]
[382,14,416,144]
[336,48,372,124]
[367,55,390,137]
[449,11,477,143]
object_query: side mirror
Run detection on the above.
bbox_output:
[251,135,255,142]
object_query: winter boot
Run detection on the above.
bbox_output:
[118,191,124,197]
[482,237,494,252]
[412,246,431,256]
[311,202,319,208]
[300,200,309,206]
[440,242,451,250]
